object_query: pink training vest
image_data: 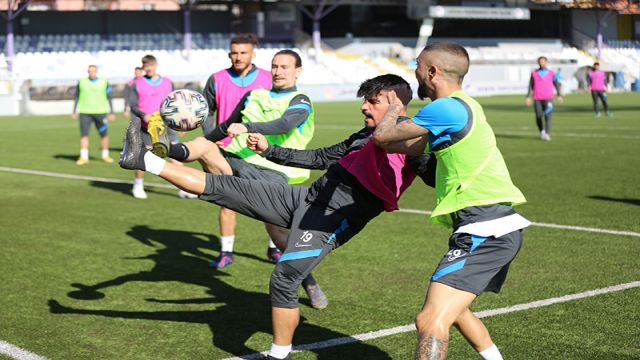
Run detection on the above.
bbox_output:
[213,67,272,147]
[337,138,417,212]
[588,70,606,91]
[134,76,173,128]
[532,69,555,100]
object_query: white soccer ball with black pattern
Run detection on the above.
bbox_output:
[160,89,208,131]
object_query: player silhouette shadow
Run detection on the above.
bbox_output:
[47,225,390,359]
[53,154,92,162]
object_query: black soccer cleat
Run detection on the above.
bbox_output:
[119,118,147,171]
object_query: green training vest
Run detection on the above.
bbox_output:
[77,78,110,114]
[225,89,315,184]
[431,91,526,227]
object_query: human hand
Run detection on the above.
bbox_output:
[247,133,269,154]
[71,113,78,120]
[557,96,564,105]
[123,111,130,118]
[107,113,116,122]
[227,123,248,138]
[525,97,532,107]
[143,114,152,123]
[385,89,404,108]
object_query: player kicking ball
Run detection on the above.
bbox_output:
[120,74,440,359]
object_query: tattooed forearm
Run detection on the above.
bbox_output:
[372,104,403,144]
[415,335,449,360]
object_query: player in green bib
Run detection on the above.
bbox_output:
[149,50,327,309]
[373,43,530,360]
[71,65,116,165]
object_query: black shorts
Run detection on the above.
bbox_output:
[221,149,288,184]
[79,113,108,137]
[431,229,523,295]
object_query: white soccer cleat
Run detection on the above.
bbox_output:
[132,185,148,199]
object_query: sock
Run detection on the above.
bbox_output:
[268,237,277,249]
[143,151,166,176]
[302,273,317,287]
[268,343,291,359]
[134,178,144,188]
[80,148,89,159]
[168,143,190,161]
[479,344,503,360]
[101,149,109,158]
[220,235,235,252]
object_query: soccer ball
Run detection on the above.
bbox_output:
[159,89,208,131]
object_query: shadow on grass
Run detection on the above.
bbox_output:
[588,195,640,207]
[48,225,390,359]
[89,180,177,198]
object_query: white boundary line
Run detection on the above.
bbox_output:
[222,281,640,360]
[1,166,639,238]
[396,209,640,238]
[0,341,48,360]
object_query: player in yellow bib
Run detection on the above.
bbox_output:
[71,65,116,165]
[373,43,530,360]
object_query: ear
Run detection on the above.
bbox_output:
[295,67,302,78]
[428,65,438,78]
[251,51,256,60]
[228,52,232,59]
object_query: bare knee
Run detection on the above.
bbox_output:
[415,309,452,338]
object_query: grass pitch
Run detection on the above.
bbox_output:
[0,92,639,359]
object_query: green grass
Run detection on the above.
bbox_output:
[0,92,639,359]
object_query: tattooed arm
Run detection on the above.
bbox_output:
[372,90,428,150]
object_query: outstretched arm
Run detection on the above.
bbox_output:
[247,129,368,170]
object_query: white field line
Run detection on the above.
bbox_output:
[396,209,640,238]
[0,166,175,189]
[222,281,640,360]
[1,166,639,238]
[0,341,48,360]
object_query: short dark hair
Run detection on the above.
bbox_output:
[142,54,157,64]
[274,49,302,68]
[422,42,470,82]
[134,66,143,71]
[538,56,548,62]
[230,33,259,48]
[594,62,600,66]
[357,74,412,107]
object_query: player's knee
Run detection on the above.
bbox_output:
[270,263,304,308]
[415,309,450,336]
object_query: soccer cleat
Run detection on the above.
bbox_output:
[102,155,114,163]
[147,112,171,158]
[595,112,602,118]
[265,355,292,360]
[303,282,328,310]
[539,131,547,141]
[606,111,613,118]
[76,157,89,166]
[543,132,551,141]
[177,189,198,199]
[267,247,282,263]
[119,118,146,171]
[132,185,148,199]
[209,251,233,268]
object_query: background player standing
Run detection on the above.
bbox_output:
[525,56,563,141]
[71,65,116,165]
[587,62,612,118]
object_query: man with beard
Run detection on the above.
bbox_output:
[373,43,530,360]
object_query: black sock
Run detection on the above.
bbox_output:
[302,273,317,287]
[168,143,190,161]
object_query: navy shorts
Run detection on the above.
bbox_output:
[79,113,108,137]
[431,229,523,295]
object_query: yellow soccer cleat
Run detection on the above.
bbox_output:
[76,157,90,166]
[147,112,170,158]
[102,156,114,163]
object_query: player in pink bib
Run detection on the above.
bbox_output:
[525,56,563,141]
[587,62,611,117]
